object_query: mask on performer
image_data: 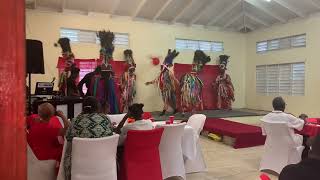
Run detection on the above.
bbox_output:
[101,63,113,79]
[163,49,179,70]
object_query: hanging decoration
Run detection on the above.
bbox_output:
[151,56,160,66]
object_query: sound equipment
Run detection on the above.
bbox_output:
[26,39,44,74]
[35,82,54,95]
[26,39,45,115]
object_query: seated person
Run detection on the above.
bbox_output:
[116,103,153,145]
[299,114,308,122]
[27,102,70,162]
[279,135,320,180]
[64,96,113,180]
[261,97,305,147]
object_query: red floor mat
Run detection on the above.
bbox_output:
[203,118,266,149]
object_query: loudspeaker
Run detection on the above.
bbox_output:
[26,39,45,74]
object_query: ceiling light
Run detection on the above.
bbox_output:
[264,0,272,2]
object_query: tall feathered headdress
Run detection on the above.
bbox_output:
[193,50,211,72]
[124,49,135,65]
[124,49,136,72]
[54,37,74,60]
[97,30,115,64]
[163,49,179,66]
[218,55,230,70]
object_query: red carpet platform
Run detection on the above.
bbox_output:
[203,118,266,149]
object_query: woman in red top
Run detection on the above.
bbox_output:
[27,103,70,162]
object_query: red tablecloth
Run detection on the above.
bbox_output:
[298,124,320,137]
[306,118,320,124]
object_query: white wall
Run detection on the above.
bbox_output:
[246,15,320,117]
[26,10,247,112]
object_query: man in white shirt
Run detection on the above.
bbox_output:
[116,103,154,145]
[119,119,153,145]
[261,97,305,146]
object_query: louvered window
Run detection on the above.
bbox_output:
[60,28,129,48]
[256,34,306,53]
[256,41,268,53]
[256,66,267,94]
[176,38,224,52]
[256,62,305,96]
[291,63,305,96]
[291,34,306,47]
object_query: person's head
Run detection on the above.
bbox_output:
[299,114,308,121]
[309,135,320,160]
[219,67,226,74]
[38,103,55,122]
[82,96,99,114]
[101,64,113,79]
[272,97,286,112]
[128,103,144,120]
[128,66,135,75]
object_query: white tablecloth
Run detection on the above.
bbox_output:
[153,121,197,160]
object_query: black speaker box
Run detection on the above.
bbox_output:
[26,39,45,74]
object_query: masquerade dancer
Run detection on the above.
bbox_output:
[145,49,179,116]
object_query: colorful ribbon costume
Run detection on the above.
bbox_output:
[120,49,136,112]
[180,50,210,113]
[55,38,80,96]
[86,30,119,114]
[146,49,179,116]
[214,55,235,110]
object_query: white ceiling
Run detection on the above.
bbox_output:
[26,0,320,33]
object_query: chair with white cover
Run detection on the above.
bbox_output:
[57,140,67,180]
[27,145,56,180]
[184,114,207,173]
[107,113,126,125]
[71,134,119,180]
[260,121,304,174]
[187,114,206,138]
[74,103,82,118]
[157,123,186,180]
[56,105,68,119]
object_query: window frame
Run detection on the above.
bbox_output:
[60,28,130,48]
[256,62,305,96]
[256,34,306,53]
[175,38,224,52]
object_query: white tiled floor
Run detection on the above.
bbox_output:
[186,115,277,180]
[184,136,277,180]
